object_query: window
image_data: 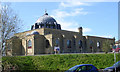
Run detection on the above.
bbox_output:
[79,40,82,48]
[55,39,59,47]
[48,25,50,28]
[46,24,49,28]
[76,66,87,71]
[46,40,50,48]
[73,40,76,46]
[28,40,32,48]
[81,66,86,71]
[53,24,55,28]
[97,41,100,48]
[62,39,64,48]
[67,40,71,48]
[50,24,54,28]
[87,66,93,70]
[90,40,93,45]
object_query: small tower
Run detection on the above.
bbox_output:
[78,27,83,35]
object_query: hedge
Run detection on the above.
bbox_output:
[2,53,120,71]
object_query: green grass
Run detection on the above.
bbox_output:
[2,53,120,70]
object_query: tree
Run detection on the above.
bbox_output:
[102,40,112,53]
[0,3,21,55]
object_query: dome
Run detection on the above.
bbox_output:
[36,13,57,24]
[31,12,61,30]
[31,31,39,35]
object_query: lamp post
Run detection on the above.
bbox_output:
[113,45,116,72]
[114,50,116,72]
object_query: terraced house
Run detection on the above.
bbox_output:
[6,12,115,56]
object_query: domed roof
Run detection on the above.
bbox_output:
[31,12,61,30]
[31,31,39,35]
[36,13,57,24]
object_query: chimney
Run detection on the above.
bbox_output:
[78,27,83,35]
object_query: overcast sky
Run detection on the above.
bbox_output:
[6,1,118,40]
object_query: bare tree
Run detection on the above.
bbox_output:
[0,3,21,55]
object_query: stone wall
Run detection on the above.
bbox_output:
[6,28,115,56]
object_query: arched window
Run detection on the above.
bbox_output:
[46,40,50,48]
[46,24,49,28]
[67,40,71,48]
[90,40,93,44]
[55,39,59,47]
[50,24,54,29]
[53,24,55,29]
[79,40,82,48]
[28,40,32,48]
[73,40,76,46]
[97,41,100,48]
[41,24,44,28]
[89,40,93,52]
[89,40,93,47]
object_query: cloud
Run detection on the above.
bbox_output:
[51,1,92,33]
[52,1,89,18]
[53,8,88,18]
[83,28,92,33]
[57,20,78,31]
[100,35,113,38]
[88,34,114,38]
[60,1,90,7]
[51,17,92,33]
[52,0,89,18]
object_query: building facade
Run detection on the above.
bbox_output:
[6,12,115,56]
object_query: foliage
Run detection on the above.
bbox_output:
[2,53,120,71]
[102,40,112,53]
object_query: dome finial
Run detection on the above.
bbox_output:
[45,9,48,15]
[45,9,47,13]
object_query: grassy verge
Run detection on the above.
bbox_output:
[2,53,120,70]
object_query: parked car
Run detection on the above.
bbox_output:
[112,45,120,52]
[65,64,98,72]
[104,61,120,72]
[112,48,120,52]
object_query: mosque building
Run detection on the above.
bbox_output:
[6,12,115,56]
